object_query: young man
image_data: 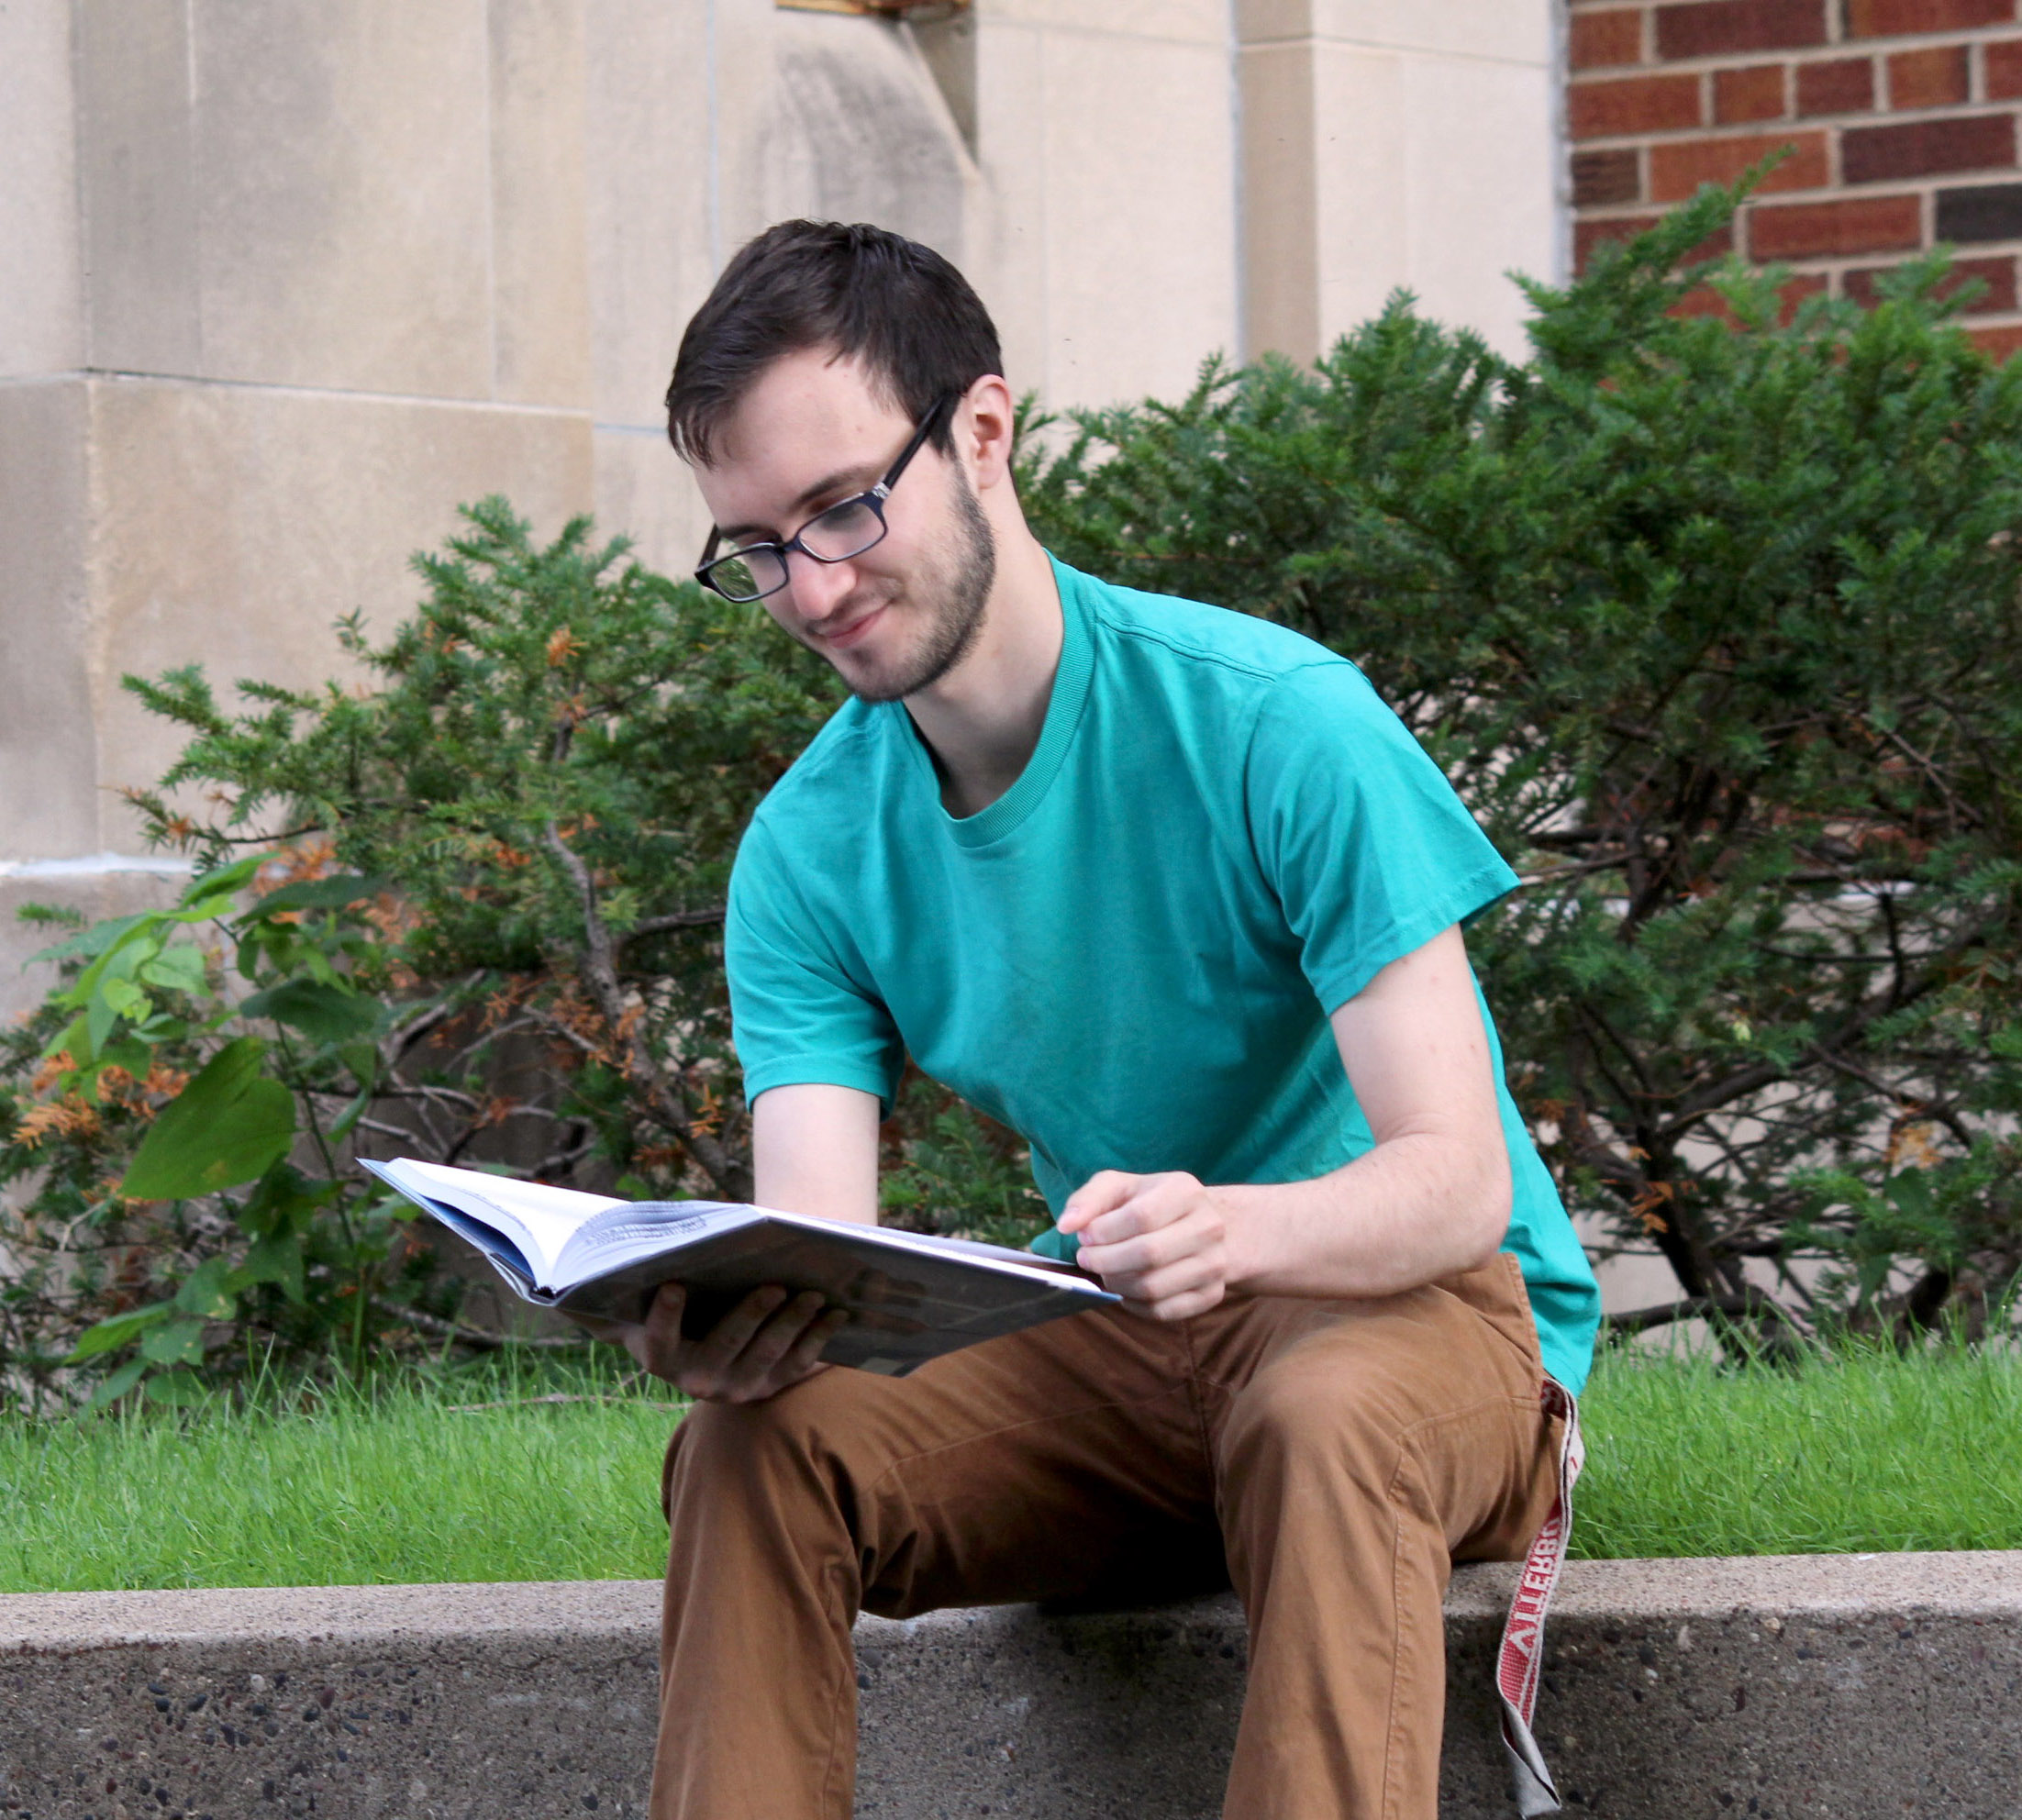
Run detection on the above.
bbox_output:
[603,220,1600,1820]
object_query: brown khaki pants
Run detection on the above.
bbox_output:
[652,1253,1561,1820]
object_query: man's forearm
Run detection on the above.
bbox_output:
[1220,1130,1512,1301]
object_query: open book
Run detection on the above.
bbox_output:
[361,1158,1119,1377]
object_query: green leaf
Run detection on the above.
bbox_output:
[62,923,161,1009]
[66,1301,176,1363]
[119,1037,297,1200]
[85,1357,149,1409]
[139,1316,207,1365]
[243,875,385,918]
[143,1367,208,1407]
[229,1230,307,1304]
[173,1257,236,1320]
[40,1012,90,1064]
[139,944,208,995]
[100,976,150,1020]
[328,1084,372,1141]
[175,854,262,916]
[239,978,381,1045]
[86,990,121,1058]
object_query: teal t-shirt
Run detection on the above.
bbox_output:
[725,557,1601,1393]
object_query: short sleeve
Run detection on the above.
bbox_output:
[1245,661,1518,1015]
[725,816,906,1114]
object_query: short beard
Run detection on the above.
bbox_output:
[850,471,996,705]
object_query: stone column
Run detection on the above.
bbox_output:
[1236,0,1565,364]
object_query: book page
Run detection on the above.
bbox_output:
[557,1201,756,1284]
[383,1160,621,1286]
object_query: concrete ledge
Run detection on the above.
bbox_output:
[3,1553,2017,1818]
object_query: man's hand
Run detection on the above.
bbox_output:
[574,1283,850,1404]
[1057,1171,1239,1321]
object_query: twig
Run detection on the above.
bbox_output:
[385,982,482,1062]
[619,907,727,940]
[446,1392,684,1413]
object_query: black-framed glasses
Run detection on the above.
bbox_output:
[694,394,956,603]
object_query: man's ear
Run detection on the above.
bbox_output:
[961,375,1018,494]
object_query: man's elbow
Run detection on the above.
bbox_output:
[1457,1146,1514,1272]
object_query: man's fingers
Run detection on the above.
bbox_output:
[1122,1282,1226,1323]
[691,1284,788,1371]
[778,1306,850,1380]
[718,1297,847,1404]
[1075,1174,1200,1247]
[1080,1204,1209,1279]
[641,1281,687,1340]
[1058,1170,1143,1235]
[1112,1249,1222,1306]
[743,1291,832,1374]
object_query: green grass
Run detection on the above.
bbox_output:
[1573,1339,2022,1559]
[2,1342,2017,1593]
[0,1356,681,1593]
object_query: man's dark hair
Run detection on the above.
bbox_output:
[665,220,1004,467]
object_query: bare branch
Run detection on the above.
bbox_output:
[619,907,727,941]
[1601,1284,1813,1342]
[541,822,751,1201]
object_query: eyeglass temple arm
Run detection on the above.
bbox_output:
[878,393,957,492]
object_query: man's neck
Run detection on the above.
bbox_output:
[903,531,1063,820]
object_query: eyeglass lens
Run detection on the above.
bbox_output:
[706,495,888,602]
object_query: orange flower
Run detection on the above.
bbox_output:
[14,1094,100,1148]
[140,1063,191,1101]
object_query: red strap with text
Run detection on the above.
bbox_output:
[1494,1378,1583,1817]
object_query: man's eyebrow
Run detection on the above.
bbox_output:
[716,462,878,544]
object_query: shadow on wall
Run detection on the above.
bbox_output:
[767,12,972,261]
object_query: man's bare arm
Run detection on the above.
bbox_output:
[1060,924,1513,1317]
[576,1082,883,1401]
[751,1081,883,1225]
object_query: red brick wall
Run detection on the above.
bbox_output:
[1568,0,2022,355]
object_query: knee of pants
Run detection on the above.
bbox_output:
[1217,1348,1405,1505]
[661,1367,885,1524]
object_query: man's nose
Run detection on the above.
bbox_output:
[783,550,857,625]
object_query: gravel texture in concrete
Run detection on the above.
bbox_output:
[3,1553,2017,1818]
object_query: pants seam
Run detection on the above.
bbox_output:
[1376,1389,1541,1818]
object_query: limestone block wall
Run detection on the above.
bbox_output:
[1568,0,2022,352]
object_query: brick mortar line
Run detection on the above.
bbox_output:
[1572,28,2022,76]
[1571,216,2022,264]
[1562,0,2016,22]
[1572,166,2022,201]
[1583,181,2022,216]
[1571,102,2022,150]
[1573,179,2010,207]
